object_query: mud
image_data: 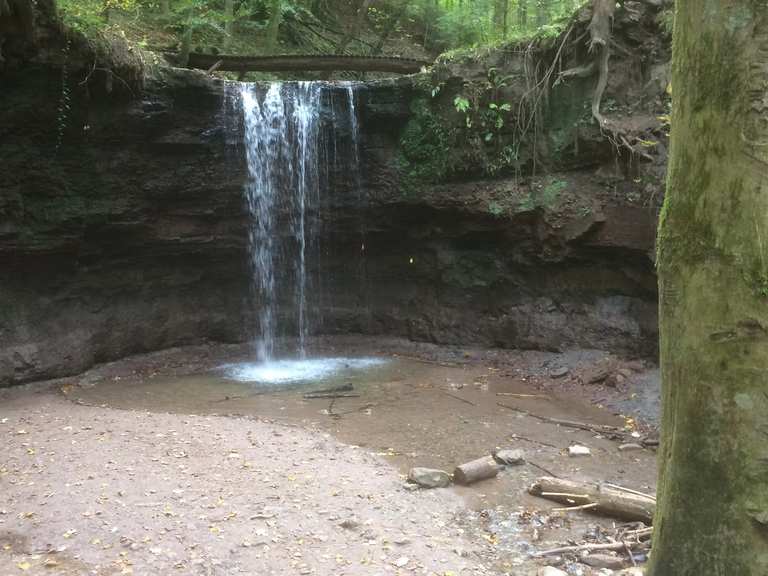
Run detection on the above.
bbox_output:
[1,338,659,575]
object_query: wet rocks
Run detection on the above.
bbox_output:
[549,366,570,379]
[407,467,451,488]
[568,444,591,457]
[582,553,627,569]
[538,567,568,576]
[493,448,525,466]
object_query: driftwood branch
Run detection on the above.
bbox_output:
[496,402,627,439]
[533,539,647,558]
[529,476,655,524]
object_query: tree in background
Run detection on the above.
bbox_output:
[649,2,768,574]
[55,0,586,57]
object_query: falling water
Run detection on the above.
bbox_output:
[238,82,322,361]
[225,80,371,381]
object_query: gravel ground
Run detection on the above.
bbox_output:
[0,384,490,576]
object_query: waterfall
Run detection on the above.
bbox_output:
[237,82,322,361]
[226,80,363,365]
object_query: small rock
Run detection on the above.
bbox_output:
[582,554,626,569]
[549,366,570,379]
[493,449,525,466]
[407,467,451,488]
[618,568,645,575]
[568,444,591,457]
[393,556,410,567]
[338,518,360,530]
[538,567,568,576]
[618,443,644,452]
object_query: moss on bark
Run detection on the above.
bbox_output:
[649,3,768,575]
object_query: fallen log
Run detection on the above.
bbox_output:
[529,477,655,524]
[453,456,500,485]
[177,53,430,74]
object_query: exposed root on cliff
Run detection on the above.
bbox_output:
[587,0,616,127]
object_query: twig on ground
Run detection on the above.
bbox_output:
[508,433,559,449]
[527,461,560,478]
[604,483,656,501]
[441,391,477,406]
[496,393,551,399]
[496,402,626,438]
[552,502,599,512]
[533,539,645,557]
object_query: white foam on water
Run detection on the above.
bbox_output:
[222,357,386,385]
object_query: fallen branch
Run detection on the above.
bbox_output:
[303,392,360,399]
[533,539,646,558]
[497,403,627,439]
[529,476,655,524]
[496,393,550,399]
[551,502,599,512]
[508,434,559,449]
[206,59,224,74]
[441,391,477,406]
[527,461,560,479]
[604,482,656,500]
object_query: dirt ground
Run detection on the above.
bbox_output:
[0,337,658,576]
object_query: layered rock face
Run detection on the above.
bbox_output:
[1,68,249,384]
[0,1,665,386]
[321,82,659,355]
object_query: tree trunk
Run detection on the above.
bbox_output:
[372,2,407,55]
[492,0,507,37]
[179,5,194,67]
[223,0,234,50]
[649,3,768,575]
[337,0,372,53]
[265,0,282,50]
[517,0,527,30]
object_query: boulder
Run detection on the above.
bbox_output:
[407,467,451,488]
[493,449,526,466]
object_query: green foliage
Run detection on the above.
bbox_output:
[453,96,470,113]
[487,200,504,217]
[397,98,454,183]
[54,0,586,69]
[518,177,567,211]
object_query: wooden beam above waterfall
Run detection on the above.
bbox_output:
[175,53,430,75]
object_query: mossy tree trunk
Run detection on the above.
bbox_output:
[266,0,282,50]
[649,3,768,575]
[223,0,234,50]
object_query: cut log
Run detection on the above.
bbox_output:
[529,477,655,524]
[453,456,500,485]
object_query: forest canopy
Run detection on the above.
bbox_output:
[56,0,588,59]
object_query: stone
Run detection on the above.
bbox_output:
[538,567,568,576]
[568,444,591,457]
[618,443,644,452]
[407,467,451,488]
[582,553,626,569]
[549,366,570,379]
[338,518,360,530]
[393,556,409,567]
[493,449,525,466]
